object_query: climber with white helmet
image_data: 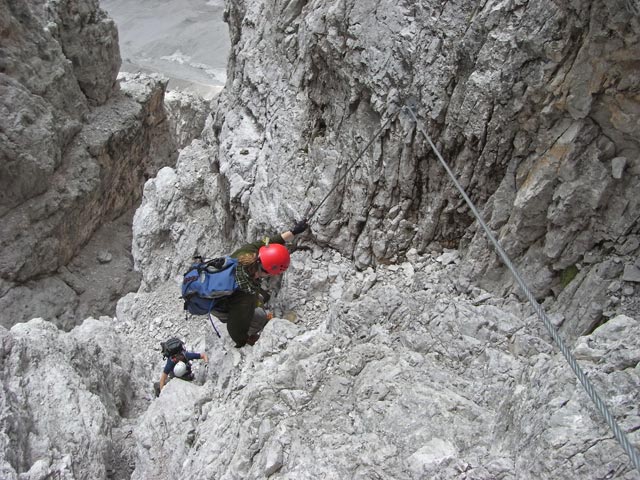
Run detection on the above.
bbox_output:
[211,219,309,347]
[155,337,209,395]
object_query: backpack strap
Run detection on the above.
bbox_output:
[207,299,221,338]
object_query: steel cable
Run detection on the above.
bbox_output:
[404,105,640,474]
[305,111,401,221]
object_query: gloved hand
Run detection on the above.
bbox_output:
[291,218,309,235]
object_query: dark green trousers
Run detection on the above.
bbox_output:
[213,291,267,346]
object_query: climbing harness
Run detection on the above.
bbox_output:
[305,111,401,221]
[404,105,640,474]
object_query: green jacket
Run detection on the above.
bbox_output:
[223,234,286,346]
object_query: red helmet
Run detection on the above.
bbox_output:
[258,243,290,275]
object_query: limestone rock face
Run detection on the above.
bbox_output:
[1,0,119,209]
[124,1,640,477]
[132,134,235,290]
[497,313,640,478]
[2,0,640,478]
[37,0,121,105]
[193,0,639,340]
[164,90,214,149]
[0,209,142,331]
[127,0,640,341]
[120,247,640,479]
[0,0,177,329]
[0,317,149,480]
[0,0,87,214]
[0,70,173,284]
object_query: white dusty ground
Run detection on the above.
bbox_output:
[101,0,229,99]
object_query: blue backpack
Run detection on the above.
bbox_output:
[181,257,239,336]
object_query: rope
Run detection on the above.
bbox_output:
[404,105,640,474]
[305,111,401,221]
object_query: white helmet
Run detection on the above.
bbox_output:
[173,361,188,378]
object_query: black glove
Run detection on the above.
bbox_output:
[291,218,309,235]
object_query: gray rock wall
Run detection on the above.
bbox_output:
[124,1,640,477]
[0,0,178,328]
[1,0,88,214]
[0,317,149,480]
[164,90,214,150]
[39,0,121,105]
[1,0,639,478]
[198,0,639,340]
[118,245,640,479]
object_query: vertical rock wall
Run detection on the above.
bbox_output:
[201,0,639,339]
[119,1,640,478]
[0,0,178,328]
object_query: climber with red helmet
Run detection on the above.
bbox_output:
[211,219,309,347]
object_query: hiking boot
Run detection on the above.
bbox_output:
[247,333,260,345]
